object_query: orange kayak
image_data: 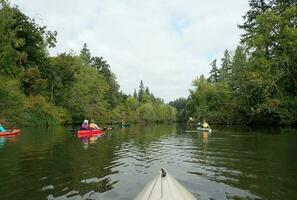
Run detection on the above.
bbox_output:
[77,129,105,138]
[0,129,21,137]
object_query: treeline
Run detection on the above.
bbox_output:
[170,0,297,125]
[0,1,175,126]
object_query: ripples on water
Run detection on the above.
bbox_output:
[0,125,296,200]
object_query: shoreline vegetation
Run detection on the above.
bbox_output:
[170,1,297,126]
[1,1,297,127]
[0,1,176,127]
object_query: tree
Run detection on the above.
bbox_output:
[133,89,138,99]
[142,86,151,103]
[91,56,120,109]
[189,75,233,123]
[169,98,188,121]
[0,0,56,78]
[20,67,47,96]
[80,43,91,65]
[208,59,220,83]
[126,96,138,111]
[137,103,156,122]
[242,5,297,124]
[220,49,232,82]
[65,65,108,122]
[239,0,271,43]
[138,80,145,103]
[230,46,247,91]
[47,53,78,104]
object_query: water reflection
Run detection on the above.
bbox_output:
[79,134,106,149]
[0,125,296,200]
[202,131,209,159]
[0,134,19,149]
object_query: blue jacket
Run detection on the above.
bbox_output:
[0,125,6,133]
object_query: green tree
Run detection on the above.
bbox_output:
[91,56,120,109]
[242,5,297,124]
[138,80,145,103]
[0,0,56,94]
[126,96,138,111]
[208,59,220,83]
[220,49,232,82]
[189,75,233,123]
[65,64,108,122]
[239,0,270,44]
[20,67,47,96]
[80,43,91,65]
[133,89,138,99]
[47,53,78,104]
[137,103,156,122]
[169,98,188,121]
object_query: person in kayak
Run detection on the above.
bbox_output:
[89,119,100,130]
[201,119,210,128]
[121,119,125,126]
[80,120,90,130]
[0,123,6,133]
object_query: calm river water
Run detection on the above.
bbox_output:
[0,124,296,200]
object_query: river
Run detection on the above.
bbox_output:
[0,124,296,200]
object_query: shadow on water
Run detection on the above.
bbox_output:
[0,124,296,200]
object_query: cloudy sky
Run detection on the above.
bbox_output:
[12,0,249,102]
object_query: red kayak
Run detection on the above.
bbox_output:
[0,129,21,137]
[77,129,105,138]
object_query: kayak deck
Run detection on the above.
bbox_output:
[135,168,196,200]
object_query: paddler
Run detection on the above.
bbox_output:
[89,119,100,130]
[0,123,6,133]
[80,119,90,130]
[202,119,210,128]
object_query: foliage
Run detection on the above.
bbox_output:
[20,67,47,95]
[169,98,188,121]
[181,1,297,125]
[0,0,56,79]
[0,1,175,126]
[22,96,71,126]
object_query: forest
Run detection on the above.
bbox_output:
[0,1,176,126]
[170,0,297,125]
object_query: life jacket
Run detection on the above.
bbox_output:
[202,123,209,128]
[89,123,97,129]
[0,126,6,133]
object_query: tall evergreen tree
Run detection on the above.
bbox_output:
[138,80,145,103]
[145,86,150,96]
[133,89,138,99]
[239,0,270,42]
[220,50,232,81]
[230,46,247,90]
[80,43,91,65]
[208,59,220,83]
[271,0,297,10]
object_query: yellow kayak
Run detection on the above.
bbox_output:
[135,168,196,200]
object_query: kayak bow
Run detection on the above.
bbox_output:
[135,168,196,200]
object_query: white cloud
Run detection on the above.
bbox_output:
[12,0,249,102]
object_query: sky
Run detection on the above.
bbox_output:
[11,0,249,102]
